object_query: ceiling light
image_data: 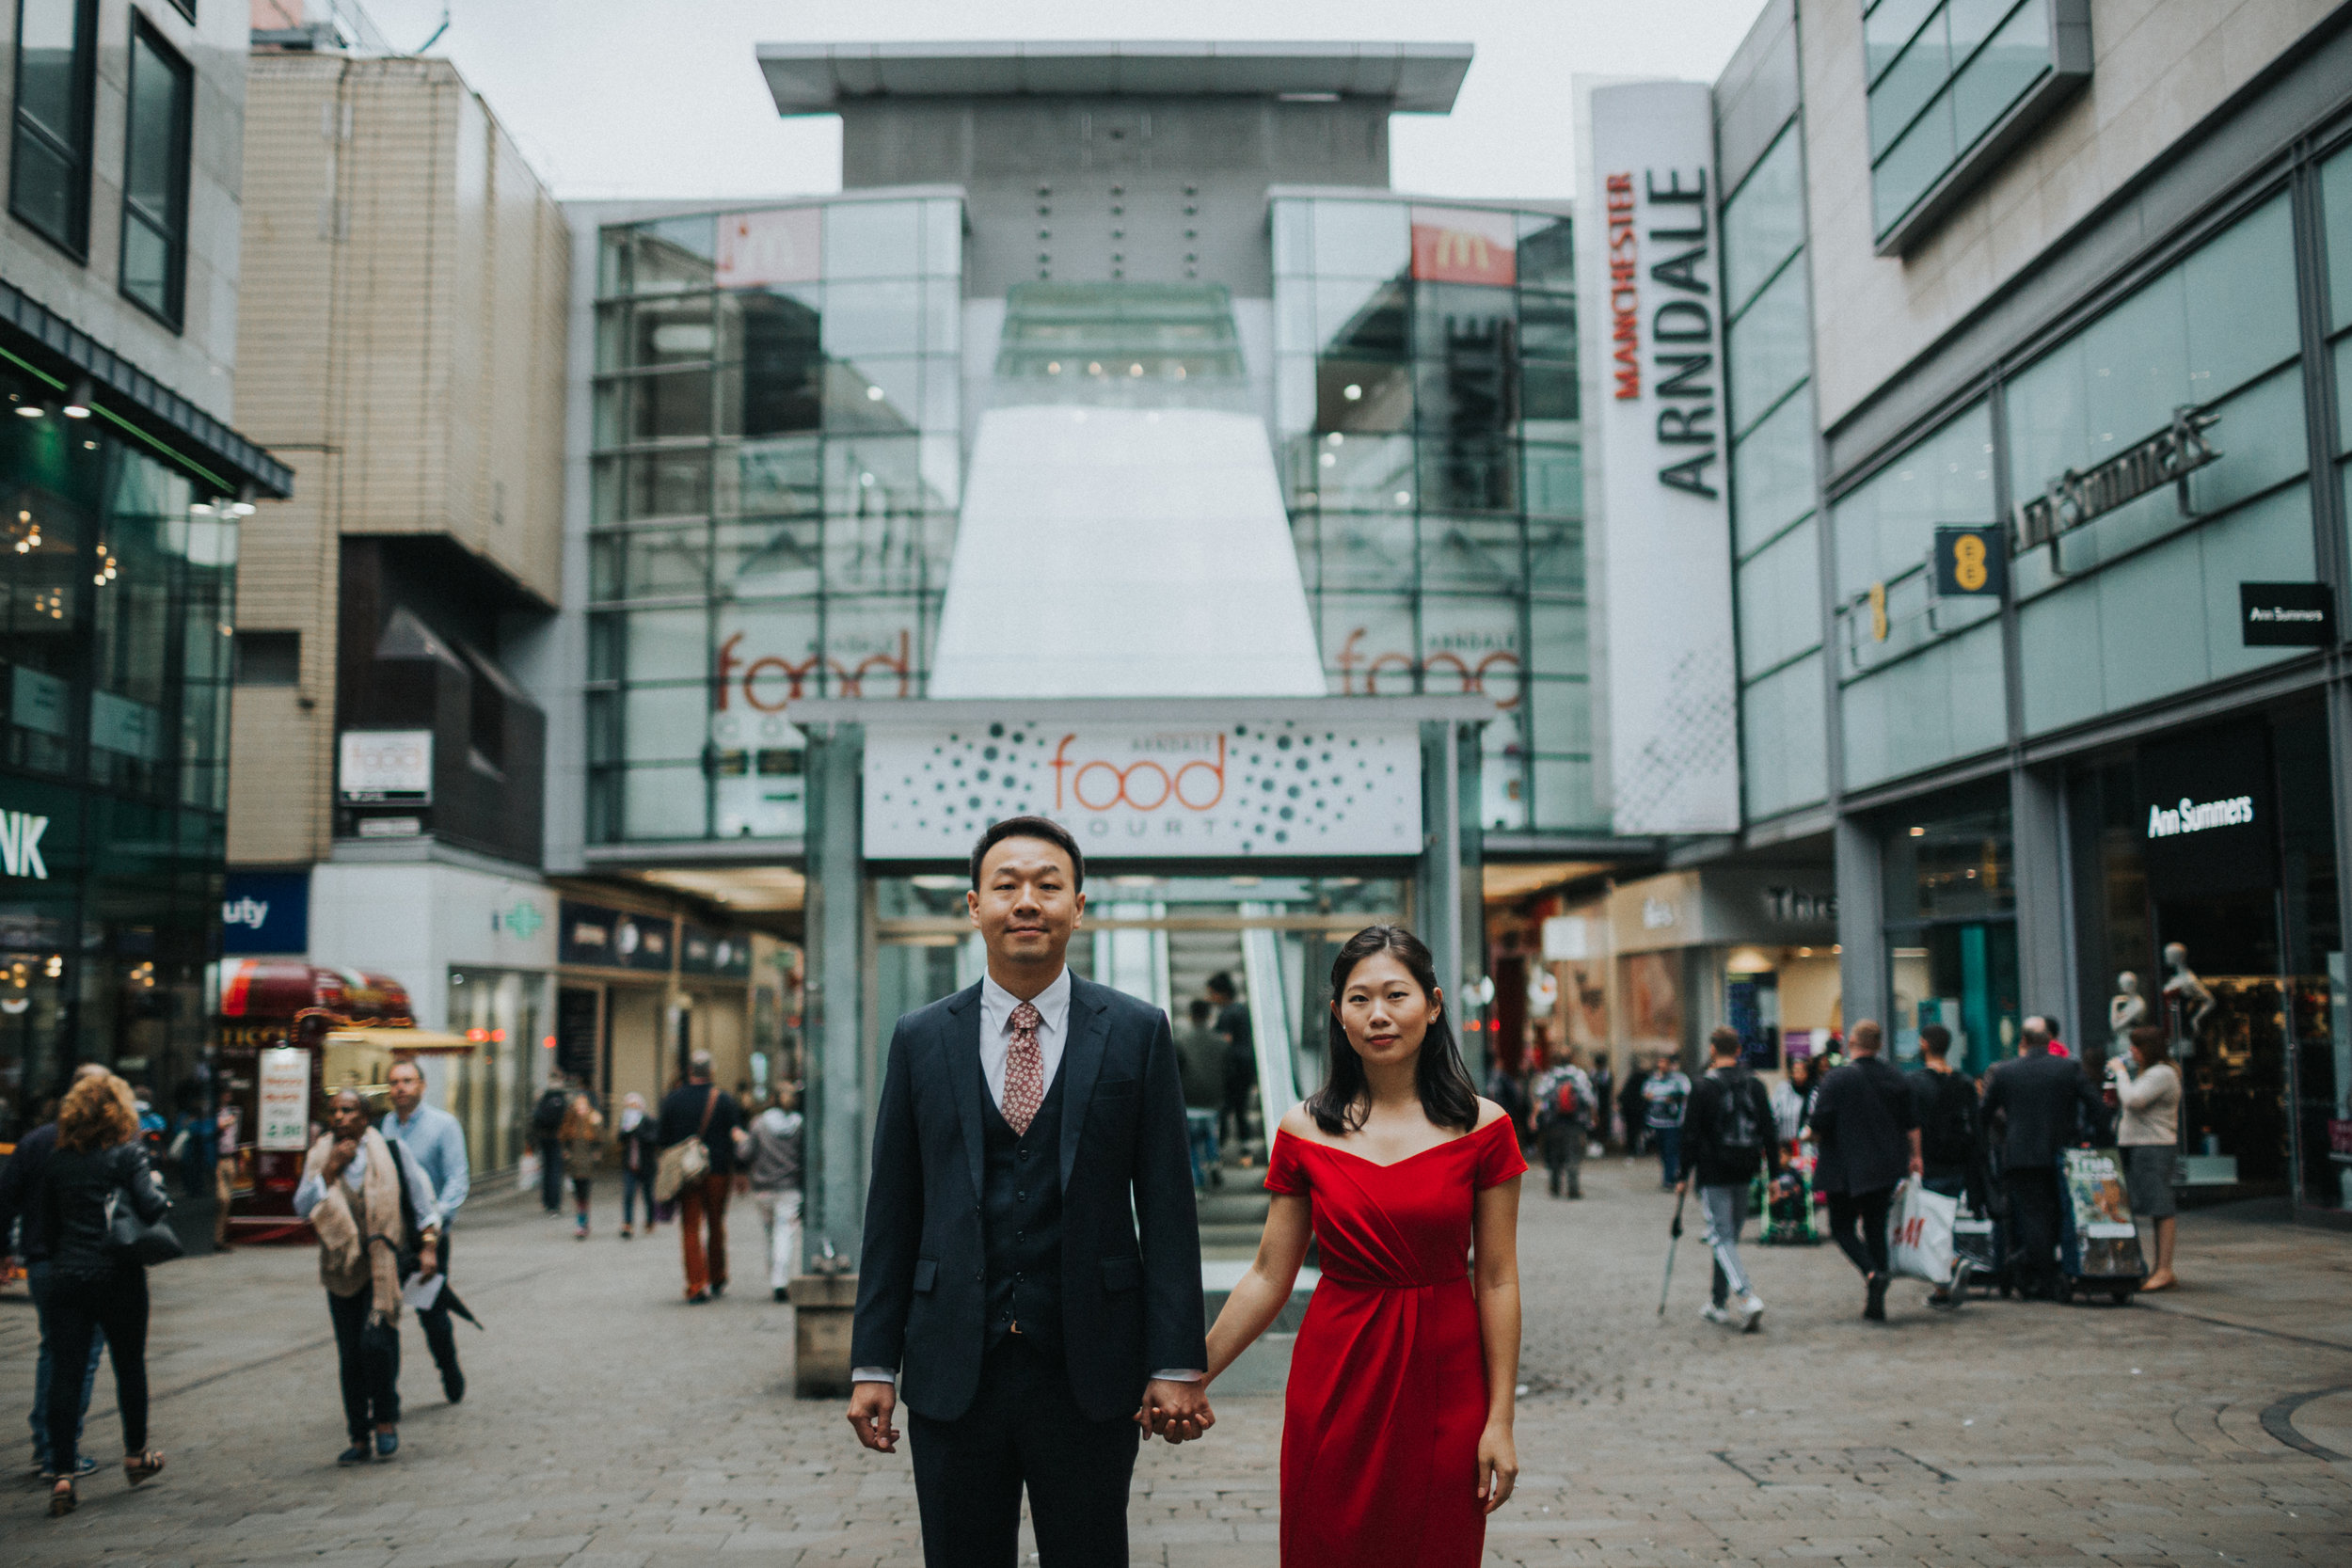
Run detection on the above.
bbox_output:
[866,385,885,401]
[190,500,216,515]
[61,378,92,419]
[1047,360,1061,373]
[1343,384,1362,401]
[1128,363,1142,376]
[229,501,256,517]
[1909,825,1926,836]
[13,404,43,419]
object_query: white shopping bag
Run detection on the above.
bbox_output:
[517,1149,540,1195]
[1887,1177,1960,1285]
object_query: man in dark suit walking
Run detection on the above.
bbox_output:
[847,816,1210,1567]
[1982,1016,2104,1299]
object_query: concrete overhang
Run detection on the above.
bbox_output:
[756,40,1473,116]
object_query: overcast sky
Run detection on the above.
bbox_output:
[352,0,1768,204]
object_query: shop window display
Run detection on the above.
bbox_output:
[1884,787,2018,1073]
[2066,706,2342,1211]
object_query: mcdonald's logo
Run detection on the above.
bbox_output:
[1410,206,1518,287]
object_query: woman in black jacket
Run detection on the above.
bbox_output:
[39,1071,169,1516]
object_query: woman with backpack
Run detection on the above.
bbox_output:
[38,1071,172,1516]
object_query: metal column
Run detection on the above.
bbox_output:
[801,721,866,1271]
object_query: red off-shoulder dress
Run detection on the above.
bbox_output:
[1261,1114,1528,1568]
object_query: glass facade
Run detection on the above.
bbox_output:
[1883,783,2020,1075]
[1,361,236,1140]
[1270,197,1593,832]
[445,966,548,1177]
[587,198,964,843]
[590,192,1595,845]
[1722,123,1828,823]
[1864,0,2069,243]
[2008,194,2313,736]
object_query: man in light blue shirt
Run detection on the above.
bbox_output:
[382,1059,471,1403]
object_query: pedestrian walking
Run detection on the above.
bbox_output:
[1527,1040,1593,1198]
[35,1071,172,1516]
[0,1064,109,1485]
[1618,1060,1652,1161]
[381,1058,470,1403]
[1981,1018,2103,1301]
[660,1052,745,1303]
[212,1100,241,1249]
[561,1091,605,1240]
[1211,973,1258,1154]
[1587,1056,1614,1148]
[617,1092,660,1238]
[1906,1025,1982,1307]
[1642,1052,1691,1188]
[1806,1021,1920,1322]
[740,1085,804,1300]
[2110,1024,2183,1291]
[1677,1027,1783,1331]
[531,1077,569,1216]
[295,1088,442,1465]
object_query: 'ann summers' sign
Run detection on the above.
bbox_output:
[2017,405,2220,550]
[1579,80,1739,835]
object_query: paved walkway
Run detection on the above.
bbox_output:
[6,1157,2350,1564]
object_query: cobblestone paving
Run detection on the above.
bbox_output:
[5,1157,2349,1565]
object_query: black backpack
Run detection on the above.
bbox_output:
[532,1088,568,1136]
[1715,1069,1766,1167]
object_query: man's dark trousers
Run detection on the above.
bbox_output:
[909,1337,1139,1568]
[2003,1167,2064,1296]
[1826,1186,1895,1279]
[327,1288,399,1439]
[415,1227,463,1398]
[538,1135,564,1212]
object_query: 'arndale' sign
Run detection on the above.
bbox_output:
[2146,795,2256,840]
[0,811,49,879]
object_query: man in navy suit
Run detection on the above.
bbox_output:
[847,816,1210,1567]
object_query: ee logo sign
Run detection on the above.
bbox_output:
[1932,526,2007,599]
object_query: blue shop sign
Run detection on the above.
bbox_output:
[221,871,310,954]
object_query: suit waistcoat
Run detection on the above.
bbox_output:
[979,1053,1067,1355]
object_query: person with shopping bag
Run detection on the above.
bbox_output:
[658,1053,744,1303]
[1804,1022,1920,1323]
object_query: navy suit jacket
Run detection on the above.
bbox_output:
[850,974,1207,1423]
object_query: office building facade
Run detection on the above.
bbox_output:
[2,0,288,1140]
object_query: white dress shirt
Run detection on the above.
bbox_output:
[853,967,1199,1387]
[978,966,1072,1112]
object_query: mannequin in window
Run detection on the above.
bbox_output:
[2159,943,2214,1051]
[2107,973,2147,1056]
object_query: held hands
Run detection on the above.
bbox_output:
[324,1137,358,1180]
[1475,1421,1518,1513]
[846,1382,900,1454]
[1135,1378,1216,1445]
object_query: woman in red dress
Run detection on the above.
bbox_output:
[1200,924,1524,1567]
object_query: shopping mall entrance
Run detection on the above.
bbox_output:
[790,694,1490,1270]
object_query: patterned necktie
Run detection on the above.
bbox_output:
[1003,1001,1045,1135]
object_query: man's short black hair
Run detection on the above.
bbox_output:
[1919,1023,1951,1057]
[1189,998,1213,1024]
[969,815,1085,891]
[1205,972,1235,999]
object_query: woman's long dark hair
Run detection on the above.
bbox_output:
[1304,925,1481,1135]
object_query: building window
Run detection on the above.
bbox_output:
[233,631,300,686]
[8,0,98,259]
[1863,0,2090,255]
[119,18,194,328]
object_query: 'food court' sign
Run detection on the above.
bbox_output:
[862,719,1422,859]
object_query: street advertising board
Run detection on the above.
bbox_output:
[1578,81,1740,834]
[862,717,1422,860]
[2058,1148,2147,1279]
[257,1046,311,1152]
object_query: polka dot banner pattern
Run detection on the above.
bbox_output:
[863,720,1423,858]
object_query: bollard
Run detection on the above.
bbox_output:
[790,1273,859,1398]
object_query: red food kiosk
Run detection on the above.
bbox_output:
[214,960,469,1242]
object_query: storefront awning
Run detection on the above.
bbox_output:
[321,1026,475,1053]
